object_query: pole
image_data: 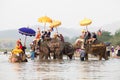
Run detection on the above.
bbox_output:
[24,36,27,46]
[86,26,88,31]
[44,23,46,31]
[56,27,58,33]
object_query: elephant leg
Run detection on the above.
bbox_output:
[68,54,73,60]
[48,53,51,59]
[99,56,102,60]
[56,52,63,59]
[39,52,44,60]
[44,53,51,60]
[103,52,108,60]
[55,48,63,59]
[45,55,48,60]
[85,53,88,61]
[55,51,63,59]
[53,53,56,59]
[99,53,103,60]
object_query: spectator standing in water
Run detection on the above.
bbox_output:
[117,45,120,56]
[106,46,111,57]
[111,46,115,57]
[30,42,35,60]
[79,48,86,61]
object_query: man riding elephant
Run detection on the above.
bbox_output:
[32,29,74,60]
[74,34,108,60]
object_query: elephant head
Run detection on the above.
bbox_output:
[47,38,64,59]
[63,42,74,59]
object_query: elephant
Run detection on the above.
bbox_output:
[47,38,64,59]
[84,41,108,60]
[38,41,51,60]
[32,38,75,60]
[62,42,74,59]
[74,38,108,60]
[47,38,76,60]
[9,52,28,63]
[30,40,50,60]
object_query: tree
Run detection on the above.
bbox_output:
[97,30,112,42]
[110,29,120,45]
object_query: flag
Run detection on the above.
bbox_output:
[97,29,102,36]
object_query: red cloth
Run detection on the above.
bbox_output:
[16,40,23,49]
[19,44,23,49]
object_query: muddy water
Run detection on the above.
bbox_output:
[0,54,120,80]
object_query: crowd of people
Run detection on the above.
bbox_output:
[10,27,120,62]
[75,29,120,61]
[106,45,120,58]
[29,27,65,60]
[34,27,64,42]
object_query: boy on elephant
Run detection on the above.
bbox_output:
[16,38,23,50]
[91,32,97,43]
[35,28,41,44]
[84,31,91,44]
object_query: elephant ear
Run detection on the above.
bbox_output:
[64,42,73,51]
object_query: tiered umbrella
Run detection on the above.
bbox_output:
[38,16,52,30]
[80,18,92,30]
[50,20,61,33]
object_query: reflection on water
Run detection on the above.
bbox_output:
[0,54,120,80]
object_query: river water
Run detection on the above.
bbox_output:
[0,54,120,80]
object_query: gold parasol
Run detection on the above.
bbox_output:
[50,20,61,33]
[38,16,52,30]
[80,18,92,30]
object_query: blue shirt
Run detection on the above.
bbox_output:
[80,49,85,57]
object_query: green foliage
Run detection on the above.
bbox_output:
[97,30,112,42]
[110,29,120,45]
[64,36,79,43]
[115,29,120,36]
